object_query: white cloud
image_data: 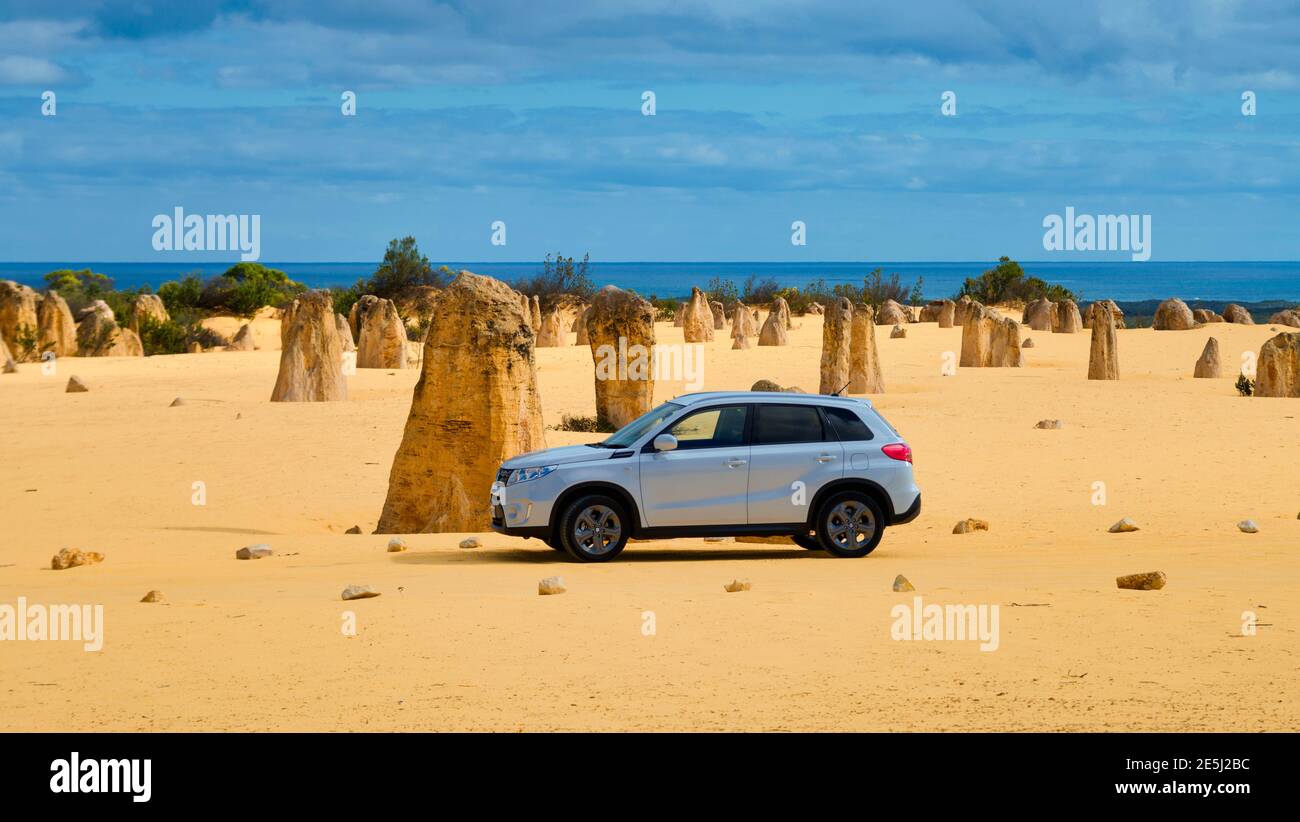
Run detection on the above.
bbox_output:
[0,55,71,85]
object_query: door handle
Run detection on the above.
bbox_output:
[725,458,748,468]
[816,454,837,463]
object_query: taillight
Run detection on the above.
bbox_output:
[881,443,912,463]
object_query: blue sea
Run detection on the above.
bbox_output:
[1,260,1297,303]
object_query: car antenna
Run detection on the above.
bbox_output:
[830,379,851,397]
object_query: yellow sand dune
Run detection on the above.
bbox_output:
[1,315,1296,730]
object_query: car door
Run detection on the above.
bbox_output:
[746,403,844,524]
[638,404,750,527]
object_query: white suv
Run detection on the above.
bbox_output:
[490,391,921,562]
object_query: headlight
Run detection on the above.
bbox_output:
[507,464,557,485]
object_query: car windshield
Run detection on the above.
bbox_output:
[597,401,684,448]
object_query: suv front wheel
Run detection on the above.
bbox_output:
[814,491,884,557]
[557,494,629,562]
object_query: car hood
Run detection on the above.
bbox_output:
[501,443,617,470]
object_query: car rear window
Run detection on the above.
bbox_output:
[752,404,824,445]
[822,406,874,440]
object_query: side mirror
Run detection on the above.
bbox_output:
[653,433,678,452]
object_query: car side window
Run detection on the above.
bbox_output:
[752,404,824,445]
[822,406,875,440]
[664,405,749,450]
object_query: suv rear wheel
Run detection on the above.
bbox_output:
[814,491,884,557]
[558,495,629,562]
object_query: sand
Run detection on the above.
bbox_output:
[1,314,1297,731]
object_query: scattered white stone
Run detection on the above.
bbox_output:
[953,518,989,534]
[236,543,273,560]
[342,584,380,601]
[459,537,480,550]
[1108,517,1139,533]
[1238,520,1259,534]
[538,576,566,596]
[387,537,408,552]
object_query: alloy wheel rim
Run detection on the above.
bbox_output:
[574,505,621,554]
[826,501,876,548]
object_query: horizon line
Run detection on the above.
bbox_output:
[3,259,1298,266]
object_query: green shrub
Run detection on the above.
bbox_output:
[332,278,367,319]
[135,315,190,356]
[209,262,303,315]
[554,414,615,433]
[956,257,1076,305]
[514,252,594,309]
[157,274,204,313]
[645,295,680,322]
[705,277,739,310]
[13,323,39,359]
[368,237,450,300]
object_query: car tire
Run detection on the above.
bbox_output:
[814,491,885,557]
[792,532,822,551]
[558,494,629,562]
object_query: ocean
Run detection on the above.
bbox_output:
[1,260,1297,303]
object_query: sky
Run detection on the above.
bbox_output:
[0,0,1298,263]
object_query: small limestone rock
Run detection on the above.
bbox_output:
[169,397,186,407]
[344,525,362,534]
[386,537,408,552]
[1022,337,1035,348]
[51,548,104,570]
[1237,519,1259,534]
[538,576,566,595]
[1117,571,1166,591]
[1034,419,1064,429]
[140,590,165,603]
[890,324,906,339]
[66,375,88,393]
[892,574,915,592]
[342,584,380,601]
[723,579,752,592]
[235,543,273,560]
[953,518,989,534]
[1108,517,1139,533]
[2,359,16,374]
[459,537,480,550]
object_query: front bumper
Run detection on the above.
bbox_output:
[489,479,550,539]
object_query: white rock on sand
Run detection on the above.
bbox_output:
[538,576,567,595]
[342,585,380,600]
